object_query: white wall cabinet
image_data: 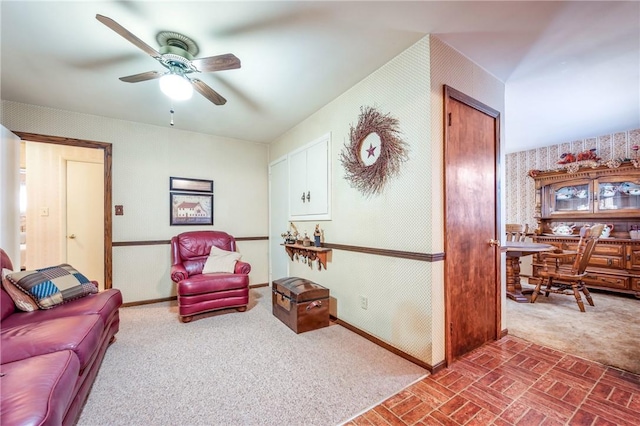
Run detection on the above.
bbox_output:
[288,133,331,221]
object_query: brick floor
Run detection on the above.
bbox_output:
[344,335,640,426]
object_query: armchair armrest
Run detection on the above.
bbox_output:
[540,251,577,261]
[540,250,578,272]
[170,264,188,283]
[234,260,251,275]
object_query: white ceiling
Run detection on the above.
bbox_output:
[1,1,638,153]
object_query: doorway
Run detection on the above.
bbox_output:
[14,132,113,289]
[443,85,501,364]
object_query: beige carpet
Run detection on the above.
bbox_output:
[77,287,428,425]
[507,281,640,374]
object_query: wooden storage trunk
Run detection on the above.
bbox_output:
[272,277,329,334]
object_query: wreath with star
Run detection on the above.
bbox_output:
[340,106,408,197]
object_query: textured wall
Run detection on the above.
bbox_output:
[271,37,433,364]
[1,101,270,303]
[505,128,640,230]
[271,38,432,252]
[270,35,505,367]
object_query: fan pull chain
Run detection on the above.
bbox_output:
[170,102,175,126]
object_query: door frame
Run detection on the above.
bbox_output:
[13,132,113,289]
[443,85,502,365]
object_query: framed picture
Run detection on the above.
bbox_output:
[170,192,214,226]
[170,177,214,193]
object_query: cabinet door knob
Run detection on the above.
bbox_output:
[301,192,306,203]
[306,191,310,202]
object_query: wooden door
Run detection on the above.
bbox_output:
[269,157,289,284]
[444,86,501,363]
[66,160,104,289]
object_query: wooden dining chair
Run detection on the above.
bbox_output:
[530,223,605,312]
[506,224,529,242]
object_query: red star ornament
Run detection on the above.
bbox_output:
[366,143,377,158]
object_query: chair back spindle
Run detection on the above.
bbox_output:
[506,224,528,242]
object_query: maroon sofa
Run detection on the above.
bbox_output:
[0,248,122,425]
[170,231,251,322]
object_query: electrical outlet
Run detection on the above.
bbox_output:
[360,295,368,310]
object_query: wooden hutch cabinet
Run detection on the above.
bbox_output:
[530,162,640,298]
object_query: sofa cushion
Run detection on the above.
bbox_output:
[2,268,39,312]
[177,231,235,258]
[5,264,97,309]
[0,314,103,369]
[177,273,248,296]
[0,350,80,426]
[202,246,242,274]
[174,231,237,276]
[0,289,123,330]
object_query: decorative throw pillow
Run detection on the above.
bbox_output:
[2,268,39,312]
[5,264,98,309]
[202,246,242,274]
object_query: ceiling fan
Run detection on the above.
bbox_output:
[96,14,240,105]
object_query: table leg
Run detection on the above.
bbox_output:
[506,255,528,302]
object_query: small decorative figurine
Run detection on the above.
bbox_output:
[303,232,312,247]
[281,222,302,244]
[314,224,322,247]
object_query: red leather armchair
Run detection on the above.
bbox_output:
[170,231,251,322]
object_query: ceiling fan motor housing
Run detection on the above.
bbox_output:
[157,31,198,58]
[159,45,194,62]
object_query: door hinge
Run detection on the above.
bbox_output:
[449,322,453,335]
[448,112,452,126]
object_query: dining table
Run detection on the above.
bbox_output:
[501,241,555,302]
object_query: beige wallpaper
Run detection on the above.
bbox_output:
[1,101,270,303]
[270,35,505,367]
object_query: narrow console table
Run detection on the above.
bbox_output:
[282,244,332,270]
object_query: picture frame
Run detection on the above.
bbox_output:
[170,192,214,226]
[169,177,214,193]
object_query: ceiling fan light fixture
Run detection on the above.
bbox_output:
[159,73,193,101]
